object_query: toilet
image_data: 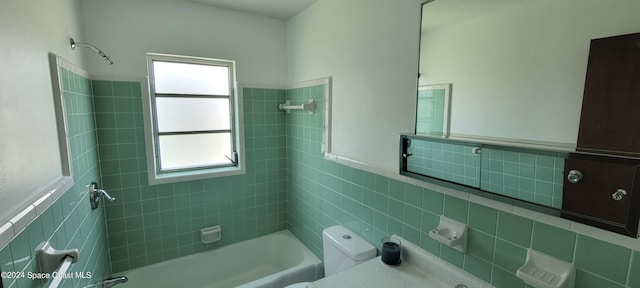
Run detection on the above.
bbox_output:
[285,225,377,288]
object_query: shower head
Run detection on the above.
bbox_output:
[69,38,114,65]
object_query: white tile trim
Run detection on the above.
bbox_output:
[0,176,73,250]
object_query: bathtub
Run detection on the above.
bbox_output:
[115,230,323,288]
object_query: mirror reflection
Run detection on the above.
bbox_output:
[412,0,640,237]
[417,0,640,151]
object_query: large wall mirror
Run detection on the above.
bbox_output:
[418,0,640,149]
[411,0,640,237]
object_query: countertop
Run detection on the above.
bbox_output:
[310,235,494,288]
[313,256,449,288]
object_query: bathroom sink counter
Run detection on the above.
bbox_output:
[312,255,448,288]
[312,235,494,288]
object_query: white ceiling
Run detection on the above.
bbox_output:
[190,0,317,20]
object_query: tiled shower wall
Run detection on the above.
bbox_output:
[0,69,111,288]
[92,81,288,272]
[286,83,640,288]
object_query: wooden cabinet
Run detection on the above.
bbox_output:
[562,32,640,237]
[576,32,640,155]
[562,154,640,236]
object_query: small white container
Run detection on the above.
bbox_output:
[200,225,221,244]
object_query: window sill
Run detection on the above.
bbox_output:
[147,165,245,185]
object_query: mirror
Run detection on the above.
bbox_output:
[417,0,640,150]
[414,0,640,237]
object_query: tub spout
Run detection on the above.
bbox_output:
[102,276,128,288]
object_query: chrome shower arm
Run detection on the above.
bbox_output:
[69,38,114,65]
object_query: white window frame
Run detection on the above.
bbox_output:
[142,53,245,184]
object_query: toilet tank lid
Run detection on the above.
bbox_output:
[323,225,376,261]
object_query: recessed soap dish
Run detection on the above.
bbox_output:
[516,249,575,288]
[428,215,468,253]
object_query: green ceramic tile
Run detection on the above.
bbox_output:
[0,246,15,282]
[92,80,113,96]
[404,184,422,205]
[143,213,161,227]
[112,81,133,97]
[374,193,389,214]
[402,224,420,245]
[497,212,532,247]
[125,215,145,231]
[464,254,492,283]
[389,178,406,198]
[108,232,128,248]
[111,260,130,273]
[494,239,526,273]
[468,203,498,235]
[9,232,31,272]
[492,266,525,288]
[443,195,468,223]
[402,204,421,229]
[388,199,403,220]
[25,218,44,258]
[574,269,624,288]
[127,229,145,245]
[421,188,444,214]
[387,217,403,236]
[375,176,390,196]
[467,229,495,261]
[109,246,129,263]
[628,251,640,287]
[419,232,440,256]
[575,235,630,284]
[441,245,464,268]
[531,222,576,262]
[420,210,439,233]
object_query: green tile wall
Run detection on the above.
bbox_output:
[481,147,564,208]
[407,139,481,187]
[0,69,111,288]
[94,82,287,273]
[285,83,640,288]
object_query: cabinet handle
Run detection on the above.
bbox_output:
[567,170,583,183]
[612,189,627,201]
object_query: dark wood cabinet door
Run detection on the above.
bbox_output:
[562,154,640,236]
[576,32,640,155]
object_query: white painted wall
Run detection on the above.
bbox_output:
[286,0,422,171]
[419,0,640,146]
[78,0,288,86]
[0,0,84,222]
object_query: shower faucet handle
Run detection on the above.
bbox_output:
[98,189,116,202]
[89,182,116,210]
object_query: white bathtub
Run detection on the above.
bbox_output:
[115,230,323,288]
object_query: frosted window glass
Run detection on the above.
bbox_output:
[153,61,230,95]
[156,98,230,132]
[158,133,232,170]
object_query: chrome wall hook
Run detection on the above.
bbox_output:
[89,182,116,210]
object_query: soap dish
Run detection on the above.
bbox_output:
[516,249,575,288]
[428,215,468,253]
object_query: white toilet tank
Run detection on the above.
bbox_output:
[322,225,376,276]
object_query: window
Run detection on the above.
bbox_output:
[143,53,244,184]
